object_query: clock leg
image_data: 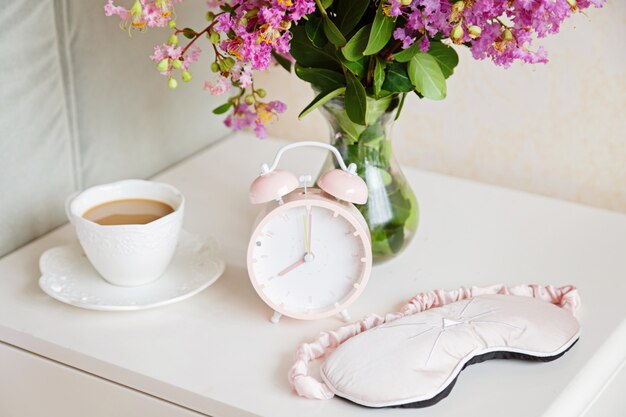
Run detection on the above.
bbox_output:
[270,311,282,324]
[339,310,351,322]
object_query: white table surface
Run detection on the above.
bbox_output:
[1,134,625,417]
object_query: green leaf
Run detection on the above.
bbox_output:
[212,102,232,115]
[218,57,235,72]
[359,123,384,144]
[404,187,419,231]
[428,41,459,79]
[290,25,341,70]
[387,188,412,227]
[370,228,394,257]
[336,0,370,34]
[386,225,406,253]
[337,52,368,78]
[365,94,393,125]
[219,3,234,13]
[322,17,347,47]
[340,24,371,62]
[345,72,367,125]
[394,92,407,121]
[298,87,346,119]
[336,112,366,144]
[182,28,197,39]
[392,40,422,63]
[272,51,292,72]
[382,61,413,93]
[373,57,385,98]
[320,0,333,8]
[407,52,446,100]
[368,186,417,255]
[363,4,394,56]
[305,16,326,48]
[295,65,345,90]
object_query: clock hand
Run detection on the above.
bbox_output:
[278,257,306,277]
[302,208,315,263]
[307,207,312,255]
[303,214,310,255]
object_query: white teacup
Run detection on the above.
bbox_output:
[66,179,185,286]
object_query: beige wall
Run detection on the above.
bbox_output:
[0,1,229,257]
[258,1,626,213]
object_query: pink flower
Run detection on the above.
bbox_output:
[181,46,201,70]
[389,0,604,67]
[150,43,181,62]
[388,0,404,17]
[105,0,181,31]
[222,99,286,138]
[204,75,231,96]
[254,120,268,139]
[212,0,314,71]
[288,0,316,21]
[224,104,256,130]
[393,28,414,49]
[230,63,254,88]
[104,0,130,20]
[266,100,287,113]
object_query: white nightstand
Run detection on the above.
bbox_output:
[1,134,625,417]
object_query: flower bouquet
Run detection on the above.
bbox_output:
[105,0,603,261]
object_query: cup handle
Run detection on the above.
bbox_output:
[65,191,80,225]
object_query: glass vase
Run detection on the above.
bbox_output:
[319,93,418,263]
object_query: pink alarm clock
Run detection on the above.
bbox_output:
[247,141,373,324]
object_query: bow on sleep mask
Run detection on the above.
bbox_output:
[289,284,580,408]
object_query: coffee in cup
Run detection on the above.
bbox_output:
[82,198,175,226]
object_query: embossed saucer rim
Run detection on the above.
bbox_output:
[38,231,225,311]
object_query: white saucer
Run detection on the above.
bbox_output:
[39,231,225,311]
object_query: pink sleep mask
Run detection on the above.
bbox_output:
[289,284,580,408]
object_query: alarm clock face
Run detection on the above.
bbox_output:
[248,198,371,319]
